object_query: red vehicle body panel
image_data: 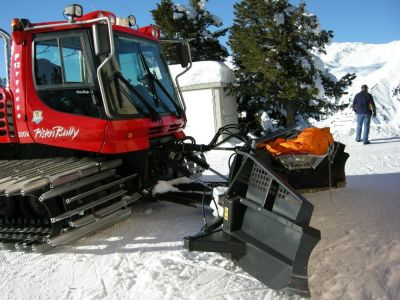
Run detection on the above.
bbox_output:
[1,11,185,154]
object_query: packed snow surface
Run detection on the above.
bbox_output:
[1,42,400,299]
[1,130,399,299]
[307,40,400,298]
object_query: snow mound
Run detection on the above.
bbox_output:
[152,177,192,196]
[169,61,234,88]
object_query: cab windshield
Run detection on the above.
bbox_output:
[106,33,182,118]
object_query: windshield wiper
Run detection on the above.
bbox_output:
[137,51,162,108]
[113,71,160,122]
[149,71,185,118]
[138,51,185,118]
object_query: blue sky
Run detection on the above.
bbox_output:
[0,0,398,43]
[0,0,399,78]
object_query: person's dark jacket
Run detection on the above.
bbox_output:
[353,91,376,115]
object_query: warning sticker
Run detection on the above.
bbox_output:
[224,207,229,221]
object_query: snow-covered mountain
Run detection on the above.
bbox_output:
[319,41,400,136]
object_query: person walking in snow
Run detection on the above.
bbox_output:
[352,84,376,144]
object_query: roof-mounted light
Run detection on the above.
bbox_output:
[11,18,23,32]
[151,25,160,39]
[127,15,136,27]
[11,18,24,45]
[138,25,160,39]
[116,15,137,28]
[64,4,83,23]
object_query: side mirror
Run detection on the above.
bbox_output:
[178,43,189,68]
[92,24,110,56]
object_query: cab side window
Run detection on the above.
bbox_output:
[35,40,62,85]
[34,32,101,118]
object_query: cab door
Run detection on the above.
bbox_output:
[26,29,107,153]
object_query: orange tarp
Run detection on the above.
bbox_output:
[258,127,334,156]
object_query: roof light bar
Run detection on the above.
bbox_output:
[64,4,83,22]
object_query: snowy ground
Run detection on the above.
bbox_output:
[1,126,399,300]
[2,42,400,300]
[307,130,400,300]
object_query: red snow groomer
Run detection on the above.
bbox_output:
[0,5,347,297]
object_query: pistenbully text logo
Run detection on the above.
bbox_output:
[33,126,80,140]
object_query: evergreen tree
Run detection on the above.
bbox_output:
[229,0,356,130]
[151,0,228,63]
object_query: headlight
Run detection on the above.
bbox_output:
[64,4,83,22]
[128,15,136,27]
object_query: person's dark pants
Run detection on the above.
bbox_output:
[356,114,371,142]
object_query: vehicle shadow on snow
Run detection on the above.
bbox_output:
[307,172,400,201]
[43,201,211,256]
[43,172,400,256]
[308,172,400,299]
[368,136,400,144]
[347,172,400,186]
[307,172,400,235]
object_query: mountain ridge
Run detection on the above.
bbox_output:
[318,40,400,135]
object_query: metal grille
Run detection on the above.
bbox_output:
[273,185,301,220]
[0,93,14,137]
[245,163,273,206]
[235,159,253,185]
[0,94,6,136]
[6,100,14,135]
[276,186,290,202]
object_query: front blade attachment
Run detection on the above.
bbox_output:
[184,149,320,297]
